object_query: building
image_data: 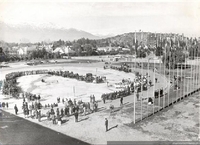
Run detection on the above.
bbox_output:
[17,47,28,56]
[53,46,75,55]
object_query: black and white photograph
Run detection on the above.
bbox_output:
[0,0,200,145]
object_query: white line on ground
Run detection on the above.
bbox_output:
[1,125,8,129]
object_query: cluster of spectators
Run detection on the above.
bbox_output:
[101,87,131,102]
[110,63,131,73]
[47,70,105,83]
[15,93,99,126]
[0,102,9,108]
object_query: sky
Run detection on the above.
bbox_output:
[0,0,200,37]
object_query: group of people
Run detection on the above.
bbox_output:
[101,87,131,103]
[43,96,99,125]
[109,63,132,73]
[0,102,9,108]
[2,69,106,100]
[14,93,99,126]
[22,99,42,119]
[21,92,41,102]
[47,70,104,83]
[2,70,48,97]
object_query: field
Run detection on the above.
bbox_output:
[0,56,199,144]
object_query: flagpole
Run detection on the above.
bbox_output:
[195,49,197,89]
[176,52,179,102]
[153,43,155,114]
[168,59,170,106]
[141,60,143,121]
[192,40,195,92]
[147,58,150,116]
[141,32,144,121]
[192,38,195,93]
[186,39,189,96]
[167,37,170,107]
[180,36,184,98]
[163,35,165,109]
[157,34,161,109]
[190,44,193,93]
[195,43,198,90]
[180,46,183,98]
[133,30,136,124]
[194,40,197,91]
[172,37,176,105]
[198,49,199,89]
[183,49,187,96]
[196,48,199,90]
[184,49,186,96]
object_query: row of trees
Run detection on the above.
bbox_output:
[0,47,63,62]
[1,35,199,69]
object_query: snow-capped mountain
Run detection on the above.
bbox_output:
[0,22,101,43]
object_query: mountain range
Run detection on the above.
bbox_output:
[0,22,113,43]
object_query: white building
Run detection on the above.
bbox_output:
[17,47,28,56]
[53,46,75,55]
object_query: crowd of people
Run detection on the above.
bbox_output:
[47,70,105,83]
[2,69,106,99]
[109,63,132,73]
[2,70,48,97]
[14,92,99,125]
[1,64,166,130]
[101,87,131,102]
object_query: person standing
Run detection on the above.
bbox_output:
[149,80,152,86]
[60,108,64,117]
[52,114,56,124]
[102,95,106,104]
[2,102,5,108]
[155,78,158,83]
[47,110,50,120]
[6,102,8,109]
[57,115,62,126]
[105,118,108,132]
[83,104,86,116]
[120,96,123,106]
[36,109,39,119]
[38,95,41,101]
[38,110,41,122]
[29,104,32,117]
[56,108,60,116]
[136,92,139,101]
[64,107,69,116]
[74,110,78,122]
[14,104,18,115]
[93,95,95,103]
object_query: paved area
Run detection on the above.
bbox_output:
[0,110,89,145]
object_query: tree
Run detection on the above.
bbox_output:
[72,43,82,56]
[83,44,93,56]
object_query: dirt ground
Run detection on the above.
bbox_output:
[0,57,199,144]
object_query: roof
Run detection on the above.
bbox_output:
[53,46,75,54]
